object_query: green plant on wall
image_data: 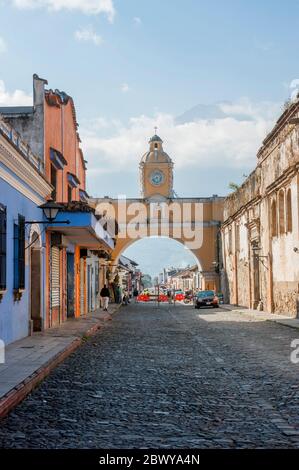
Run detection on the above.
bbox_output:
[228,182,240,192]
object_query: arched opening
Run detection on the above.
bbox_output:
[278,190,285,235]
[118,236,209,293]
[271,199,277,237]
[286,188,292,233]
[29,229,42,332]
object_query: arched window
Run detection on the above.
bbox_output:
[278,190,285,235]
[271,200,277,237]
[286,188,292,232]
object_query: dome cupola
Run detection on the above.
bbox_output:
[139,132,174,199]
[141,133,172,164]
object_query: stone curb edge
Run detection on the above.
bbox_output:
[0,305,121,419]
[221,304,299,330]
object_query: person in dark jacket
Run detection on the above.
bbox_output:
[100,284,110,311]
[133,288,139,302]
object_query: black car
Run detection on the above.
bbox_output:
[194,290,219,309]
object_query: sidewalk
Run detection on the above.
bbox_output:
[222,304,299,330]
[0,304,121,418]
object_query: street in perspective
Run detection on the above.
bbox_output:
[0,0,299,466]
[0,303,299,449]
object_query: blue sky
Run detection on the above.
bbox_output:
[1,0,298,277]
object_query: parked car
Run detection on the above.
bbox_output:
[194,290,219,309]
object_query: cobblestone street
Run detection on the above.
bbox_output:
[0,303,299,449]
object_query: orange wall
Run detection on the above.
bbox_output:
[44,96,86,203]
[44,93,87,328]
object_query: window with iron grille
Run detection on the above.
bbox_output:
[13,214,25,290]
[0,203,7,290]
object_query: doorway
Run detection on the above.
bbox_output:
[251,241,261,309]
[67,253,75,318]
[30,231,42,332]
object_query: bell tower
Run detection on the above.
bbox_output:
[139,133,174,199]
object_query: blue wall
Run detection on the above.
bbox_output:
[0,177,46,345]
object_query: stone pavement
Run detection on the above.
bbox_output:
[0,304,121,417]
[222,304,299,330]
[0,303,298,448]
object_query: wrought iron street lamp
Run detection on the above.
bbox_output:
[39,200,62,221]
[25,200,70,225]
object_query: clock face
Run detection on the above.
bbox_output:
[150,170,165,186]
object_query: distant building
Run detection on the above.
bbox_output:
[167,265,200,291]
[117,255,142,294]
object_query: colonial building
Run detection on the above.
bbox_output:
[0,74,114,333]
[221,100,299,317]
[91,133,224,292]
[117,255,142,295]
[0,117,52,344]
[167,265,200,291]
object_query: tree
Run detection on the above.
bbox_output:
[142,274,152,288]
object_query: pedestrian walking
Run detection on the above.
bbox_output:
[100,284,110,311]
[133,287,139,302]
[123,290,129,305]
[115,284,122,304]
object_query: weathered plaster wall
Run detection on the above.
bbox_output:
[221,101,299,317]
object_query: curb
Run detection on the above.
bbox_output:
[221,304,299,330]
[0,338,81,419]
[0,306,120,420]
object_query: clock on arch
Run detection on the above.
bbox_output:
[149,169,165,186]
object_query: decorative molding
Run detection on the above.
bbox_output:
[0,136,52,200]
[265,163,299,196]
[0,165,45,206]
[0,118,44,173]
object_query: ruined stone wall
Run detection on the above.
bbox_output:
[221,226,235,303]
[236,258,249,307]
[223,168,261,220]
[273,281,298,315]
[221,101,299,317]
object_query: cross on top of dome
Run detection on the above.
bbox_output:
[149,126,163,143]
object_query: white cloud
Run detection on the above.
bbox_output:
[121,83,129,93]
[0,79,32,105]
[0,37,7,54]
[75,26,103,46]
[80,99,280,178]
[218,98,279,121]
[12,0,115,22]
[133,16,142,26]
